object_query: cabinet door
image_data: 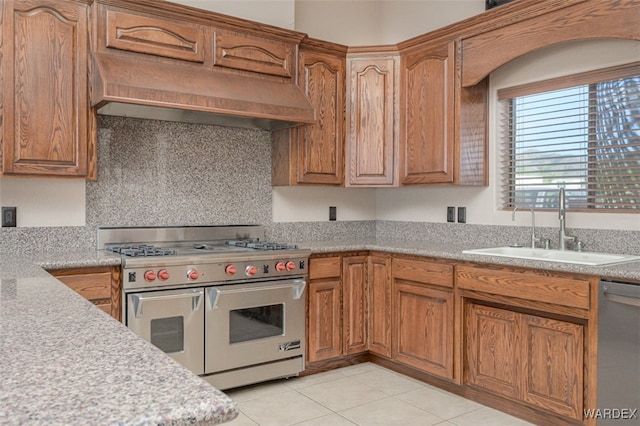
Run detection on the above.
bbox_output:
[102,8,207,63]
[50,266,121,321]
[368,255,392,357]
[343,256,368,355]
[307,279,342,362]
[523,315,583,420]
[2,0,92,177]
[296,49,345,184]
[400,41,455,184]
[465,303,521,399]
[393,279,454,379]
[307,256,342,363]
[346,55,398,186]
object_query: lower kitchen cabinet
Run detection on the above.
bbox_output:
[465,302,584,420]
[367,254,392,357]
[307,256,342,363]
[465,303,521,399]
[342,256,368,355]
[522,314,584,420]
[392,257,454,380]
[49,266,121,321]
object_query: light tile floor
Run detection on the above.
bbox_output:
[224,362,535,426]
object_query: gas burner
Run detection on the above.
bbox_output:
[226,240,298,250]
[106,245,177,257]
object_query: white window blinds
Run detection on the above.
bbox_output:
[498,63,640,211]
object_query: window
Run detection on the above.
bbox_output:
[499,63,640,211]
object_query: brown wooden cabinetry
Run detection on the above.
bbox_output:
[307,256,342,363]
[342,256,368,355]
[49,266,122,321]
[392,257,454,380]
[399,40,487,186]
[465,302,584,420]
[345,49,399,186]
[100,7,207,64]
[367,254,391,357]
[465,303,521,399]
[399,41,455,185]
[459,265,590,421]
[272,39,346,186]
[1,0,95,178]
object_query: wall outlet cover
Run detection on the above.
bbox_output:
[329,206,337,221]
[447,206,455,223]
[2,207,17,227]
[457,207,466,224]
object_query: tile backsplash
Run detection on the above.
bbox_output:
[87,116,273,228]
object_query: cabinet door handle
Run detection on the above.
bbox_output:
[604,291,640,308]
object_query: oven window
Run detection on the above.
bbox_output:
[229,304,284,344]
[150,316,184,353]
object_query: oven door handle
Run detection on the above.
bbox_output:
[207,279,306,310]
[131,290,204,318]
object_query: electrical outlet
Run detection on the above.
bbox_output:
[457,207,466,224]
[447,206,455,223]
[329,206,337,221]
[2,207,17,227]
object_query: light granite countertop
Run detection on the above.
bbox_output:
[297,238,640,283]
[3,239,639,425]
[0,250,238,426]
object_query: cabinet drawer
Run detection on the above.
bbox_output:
[56,272,111,301]
[213,29,293,78]
[456,265,590,309]
[392,257,453,288]
[104,9,206,63]
[309,257,341,280]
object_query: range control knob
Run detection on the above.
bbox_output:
[225,265,237,276]
[157,269,170,281]
[275,261,286,272]
[186,269,199,281]
[285,261,296,271]
[144,270,156,282]
[245,265,257,276]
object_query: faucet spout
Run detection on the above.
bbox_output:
[558,187,576,250]
[512,205,540,249]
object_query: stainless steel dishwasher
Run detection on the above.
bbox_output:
[597,280,640,425]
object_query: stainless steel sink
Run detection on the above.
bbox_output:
[462,246,640,266]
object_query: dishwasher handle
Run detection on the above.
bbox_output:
[603,291,640,307]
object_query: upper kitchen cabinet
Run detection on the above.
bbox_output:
[0,0,95,178]
[98,7,208,64]
[345,48,399,187]
[399,40,487,186]
[272,38,347,186]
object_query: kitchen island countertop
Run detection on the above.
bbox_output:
[0,251,238,426]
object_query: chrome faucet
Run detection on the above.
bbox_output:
[558,187,576,250]
[512,205,541,249]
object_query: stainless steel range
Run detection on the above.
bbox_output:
[98,225,309,390]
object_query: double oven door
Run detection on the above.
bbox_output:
[125,278,306,377]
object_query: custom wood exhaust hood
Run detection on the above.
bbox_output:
[90,1,317,131]
[92,54,316,131]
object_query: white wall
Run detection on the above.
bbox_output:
[0,177,86,227]
[171,0,295,29]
